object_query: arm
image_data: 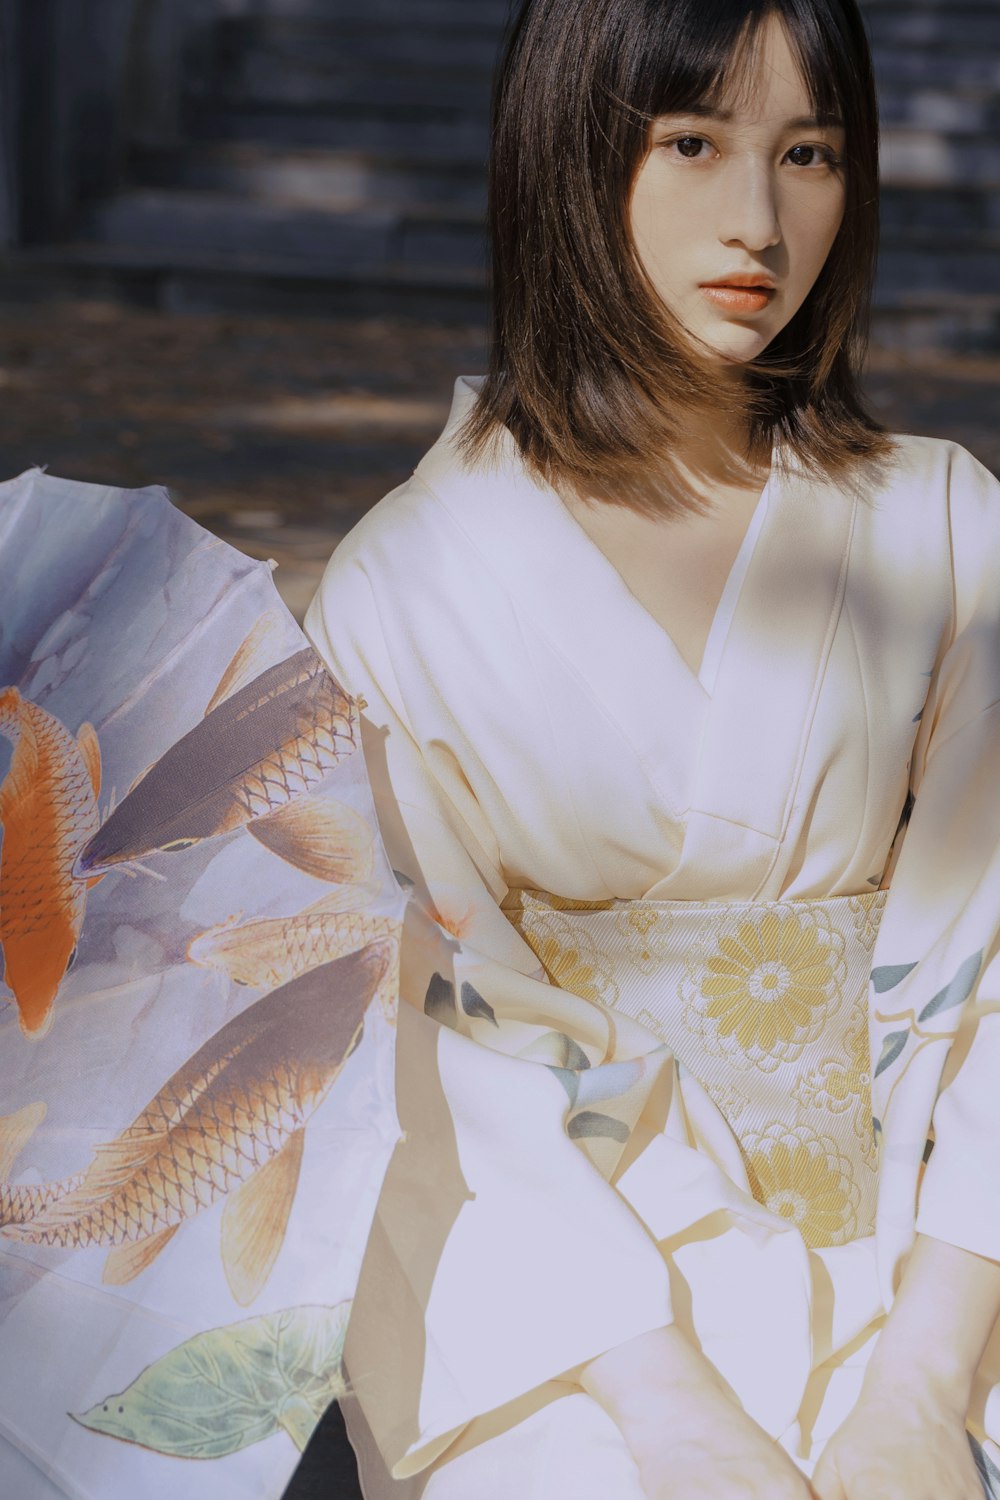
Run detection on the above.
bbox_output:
[813,444,1000,1500]
[303,527,678,1479]
[864,1234,1000,1409]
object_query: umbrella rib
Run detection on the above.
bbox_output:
[93,551,277,735]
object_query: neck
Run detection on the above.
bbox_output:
[667,398,767,501]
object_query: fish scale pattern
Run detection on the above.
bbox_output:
[0,698,97,941]
[0,690,101,1035]
[235,671,358,819]
[0,944,390,1258]
[0,1175,85,1229]
[8,1062,311,1250]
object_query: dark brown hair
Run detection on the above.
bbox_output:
[456,0,895,514]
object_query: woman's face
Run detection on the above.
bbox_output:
[628,13,847,367]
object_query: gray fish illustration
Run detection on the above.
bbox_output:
[0,939,394,1303]
[75,647,363,881]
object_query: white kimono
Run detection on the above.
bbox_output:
[303,375,1000,1497]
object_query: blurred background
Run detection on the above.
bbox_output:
[0,0,997,624]
[0,3,996,1496]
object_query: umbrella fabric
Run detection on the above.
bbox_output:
[0,468,405,1500]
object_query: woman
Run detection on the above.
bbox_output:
[304,0,1000,1496]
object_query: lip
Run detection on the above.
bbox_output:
[699,278,776,315]
[700,273,777,290]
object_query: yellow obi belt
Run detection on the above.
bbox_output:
[507,889,888,1250]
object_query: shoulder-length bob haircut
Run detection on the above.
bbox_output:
[456,0,895,514]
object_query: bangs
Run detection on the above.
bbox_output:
[633,0,849,137]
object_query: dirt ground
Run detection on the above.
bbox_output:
[0,298,997,622]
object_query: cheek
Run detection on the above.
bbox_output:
[785,190,846,278]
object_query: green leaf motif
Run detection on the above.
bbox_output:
[874,1029,909,1078]
[917,950,982,1022]
[567,1111,630,1143]
[871,962,917,993]
[73,1303,351,1461]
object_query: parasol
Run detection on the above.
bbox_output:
[0,467,407,1499]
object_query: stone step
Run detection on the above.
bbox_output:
[866,7,1000,47]
[871,298,1000,356]
[878,85,1000,133]
[881,185,1000,236]
[131,143,488,213]
[871,47,1000,91]
[0,243,491,324]
[187,104,491,159]
[205,51,496,117]
[881,127,1000,188]
[863,0,1000,9]
[219,0,512,26]
[877,234,1000,299]
[199,14,507,85]
[79,188,488,274]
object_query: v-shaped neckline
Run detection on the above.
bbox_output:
[416,377,855,844]
[552,452,778,698]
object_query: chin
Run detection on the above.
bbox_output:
[704,329,774,365]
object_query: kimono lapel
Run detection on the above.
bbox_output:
[415,379,709,824]
[417,380,856,890]
[657,460,858,898]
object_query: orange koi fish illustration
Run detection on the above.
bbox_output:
[0,939,393,1304]
[75,644,370,885]
[0,688,102,1038]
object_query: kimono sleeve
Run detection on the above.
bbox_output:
[302,536,675,1478]
[868,443,1000,1269]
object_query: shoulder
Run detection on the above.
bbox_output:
[317,373,517,598]
[304,376,537,694]
[876,432,999,502]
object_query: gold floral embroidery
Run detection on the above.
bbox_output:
[614,902,676,975]
[791,996,877,1167]
[683,910,846,1072]
[744,1122,861,1248]
[508,888,885,1242]
[514,907,620,1010]
[849,891,888,951]
[702,1078,751,1121]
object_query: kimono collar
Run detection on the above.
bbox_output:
[414,377,856,868]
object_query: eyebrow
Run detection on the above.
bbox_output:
[657,105,844,129]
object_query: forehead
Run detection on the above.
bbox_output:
[709,13,820,117]
[641,6,848,139]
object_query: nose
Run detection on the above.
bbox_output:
[718,159,781,252]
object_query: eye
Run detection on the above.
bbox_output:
[786,143,841,169]
[662,134,713,160]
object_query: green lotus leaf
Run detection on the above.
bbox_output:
[73,1302,351,1460]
